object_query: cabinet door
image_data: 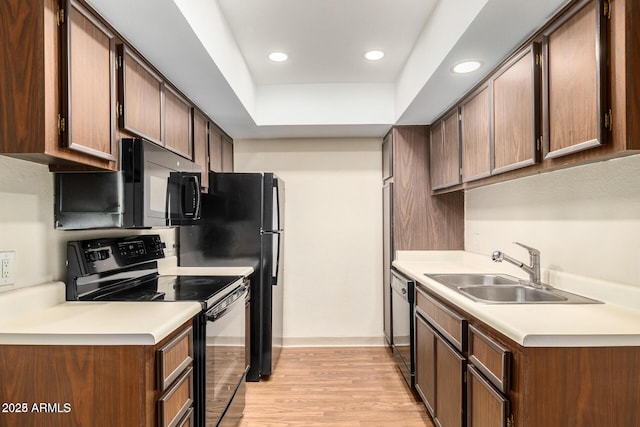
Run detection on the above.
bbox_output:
[164,85,193,159]
[467,365,510,427]
[382,131,393,180]
[442,110,461,187]
[542,0,610,159]
[61,0,116,161]
[193,109,209,190]
[415,312,436,416]
[221,135,234,172]
[429,121,445,190]
[117,44,163,144]
[461,85,491,182]
[492,43,541,174]
[435,333,465,427]
[209,127,223,172]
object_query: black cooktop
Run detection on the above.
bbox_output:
[93,274,243,309]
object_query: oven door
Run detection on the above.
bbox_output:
[205,283,249,426]
[391,270,415,388]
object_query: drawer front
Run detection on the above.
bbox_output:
[416,287,467,351]
[175,407,194,427]
[158,326,193,391]
[158,366,193,427]
[467,364,510,427]
[468,325,511,393]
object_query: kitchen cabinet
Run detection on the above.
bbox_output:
[164,85,193,159]
[209,125,234,173]
[411,280,640,426]
[467,365,510,427]
[431,0,640,194]
[491,43,541,175]
[222,135,234,172]
[193,109,210,191]
[117,44,163,145]
[382,126,464,345]
[0,320,194,427]
[466,326,511,427]
[542,0,610,159]
[0,0,115,170]
[460,86,491,182]
[414,286,467,427]
[415,313,436,415]
[60,0,117,162]
[430,110,461,190]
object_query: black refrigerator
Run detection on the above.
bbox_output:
[179,172,284,381]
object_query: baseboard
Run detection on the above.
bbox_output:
[282,336,386,347]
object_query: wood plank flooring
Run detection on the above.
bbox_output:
[238,347,434,426]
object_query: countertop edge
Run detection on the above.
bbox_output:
[393,251,640,348]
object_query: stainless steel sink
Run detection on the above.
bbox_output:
[426,273,520,286]
[425,273,601,304]
[459,285,567,303]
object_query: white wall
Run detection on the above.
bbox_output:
[0,155,176,294]
[234,138,383,346]
[465,154,640,288]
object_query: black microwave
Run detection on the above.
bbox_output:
[54,138,201,229]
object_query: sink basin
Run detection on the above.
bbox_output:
[426,273,520,286]
[459,285,567,303]
[425,273,602,304]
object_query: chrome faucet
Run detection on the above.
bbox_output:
[492,242,547,289]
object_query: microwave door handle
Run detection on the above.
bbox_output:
[189,175,201,219]
[180,175,201,219]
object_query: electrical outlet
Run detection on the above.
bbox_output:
[0,252,15,286]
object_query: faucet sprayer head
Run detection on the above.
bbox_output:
[491,251,504,262]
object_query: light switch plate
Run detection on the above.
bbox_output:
[0,251,15,286]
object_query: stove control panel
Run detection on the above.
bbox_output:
[67,235,166,279]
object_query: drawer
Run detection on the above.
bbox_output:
[158,326,193,391]
[158,366,194,427]
[416,287,467,351]
[175,407,194,427]
[468,325,511,393]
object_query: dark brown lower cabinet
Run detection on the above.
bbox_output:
[435,336,465,427]
[467,365,510,427]
[415,313,436,415]
[415,308,465,427]
[412,283,640,427]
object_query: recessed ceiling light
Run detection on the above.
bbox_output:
[365,50,385,61]
[451,60,482,74]
[268,52,288,62]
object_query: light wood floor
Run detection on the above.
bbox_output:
[238,347,434,426]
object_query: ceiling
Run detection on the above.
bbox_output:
[87,0,570,140]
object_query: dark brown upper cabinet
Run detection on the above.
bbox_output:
[60,0,117,162]
[164,84,193,159]
[442,110,462,187]
[429,121,445,190]
[117,44,163,145]
[430,110,461,190]
[491,42,541,175]
[193,109,209,190]
[208,125,234,173]
[542,0,610,159]
[221,135,234,172]
[382,132,393,181]
[460,85,491,182]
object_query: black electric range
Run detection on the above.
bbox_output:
[66,234,249,427]
[66,234,243,308]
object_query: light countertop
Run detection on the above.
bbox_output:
[0,261,254,346]
[393,250,640,347]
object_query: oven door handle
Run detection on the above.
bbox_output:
[206,288,248,322]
